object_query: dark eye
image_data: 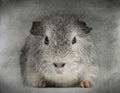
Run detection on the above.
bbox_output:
[44,36,49,45]
[72,37,76,44]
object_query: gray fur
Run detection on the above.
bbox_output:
[20,14,98,87]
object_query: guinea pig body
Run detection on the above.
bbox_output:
[20,14,98,88]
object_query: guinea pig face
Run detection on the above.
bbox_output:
[39,33,76,82]
[39,25,91,82]
[30,18,92,82]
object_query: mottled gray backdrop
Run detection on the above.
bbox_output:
[1,0,120,93]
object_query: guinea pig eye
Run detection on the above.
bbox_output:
[44,36,49,45]
[72,37,76,44]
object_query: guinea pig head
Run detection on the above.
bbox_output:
[30,17,93,82]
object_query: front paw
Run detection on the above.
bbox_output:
[80,80,93,88]
[36,80,46,88]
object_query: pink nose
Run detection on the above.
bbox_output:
[53,63,65,68]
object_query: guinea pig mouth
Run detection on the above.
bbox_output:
[55,68,64,74]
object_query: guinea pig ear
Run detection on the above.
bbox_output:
[30,21,43,35]
[76,20,92,34]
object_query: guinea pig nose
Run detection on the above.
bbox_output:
[53,63,66,68]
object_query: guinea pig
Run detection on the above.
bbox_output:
[20,14,98,88]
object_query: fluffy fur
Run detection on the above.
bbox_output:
[20,14,98,87]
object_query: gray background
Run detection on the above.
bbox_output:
[1,0,120,93]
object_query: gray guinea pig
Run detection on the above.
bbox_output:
[20,14,98,88]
